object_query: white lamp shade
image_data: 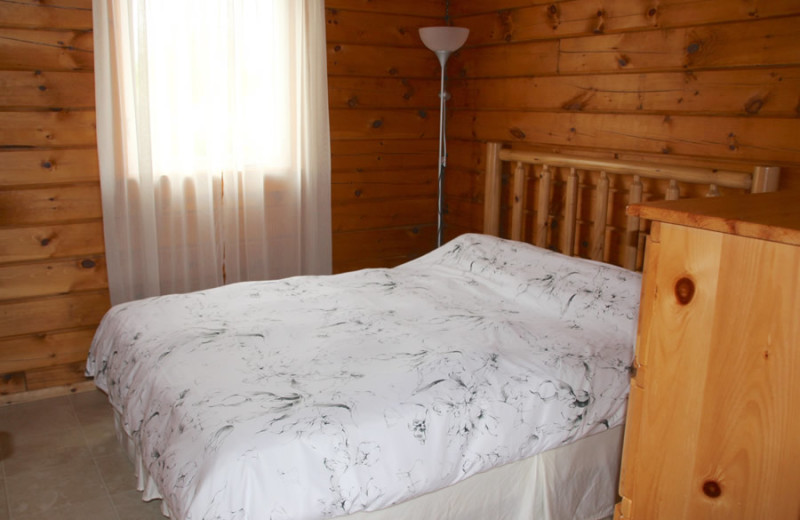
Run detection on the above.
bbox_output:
[419,26,469,53]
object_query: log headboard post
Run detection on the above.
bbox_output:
[481,141,782,271]
[752,166,781,193]
[484,142,503,236]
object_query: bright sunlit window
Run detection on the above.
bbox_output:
[142,1,293,178]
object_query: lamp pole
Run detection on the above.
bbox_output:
[418,26,469,248]
[435,50,448,248]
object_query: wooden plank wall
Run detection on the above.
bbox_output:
[0,0,108,399]
[444,0,800,242]
[325,0,447,272]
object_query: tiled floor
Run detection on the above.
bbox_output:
[0,389,165,520]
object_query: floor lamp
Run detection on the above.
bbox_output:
[419,26,469,247]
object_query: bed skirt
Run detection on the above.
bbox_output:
[114,411,621,520]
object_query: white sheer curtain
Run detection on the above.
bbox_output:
[93,0,332,305]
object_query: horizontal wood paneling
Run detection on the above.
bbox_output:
[328,44,439,78]
[0,70,95,108]
[332,169,436,202]
[449,111,800,164]
[457,0,657,41]
[0,328,96,373]
[325,9,443,47]
[331,137,438,158]
[450,16,800,78]
[449,0,800,25]
[0,372,26,395]
[0,255,107,300]
[25,360,87,391]
[446,1,800,243]
[556,17,800,74]
[326,0,445,272]
[453,40,559,77]
[0,111,96,148]
[442,196,483,235]
[326,0,444,17]
[330,139,438,171]
[452,67,800,117]
[443,168,482,202]
[0,4,107,396]
[0,291,110,338]
[0,222,105,263]
[333,226,436,272]
[0,185,103,225]
[0,148,99,186]
[454,0,800,41]
[333,198,435,232]
[329,77,439,110]
[0,28,93,71]
[330,108,438,140]
[0,0,92,30]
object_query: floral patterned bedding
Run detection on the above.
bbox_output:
[86,233,641,520]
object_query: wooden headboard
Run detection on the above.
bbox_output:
[482,142,781,271]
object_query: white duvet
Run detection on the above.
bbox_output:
[86,234,641,520]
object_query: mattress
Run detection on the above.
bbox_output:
[87,233,641,519]
[114,409,622,520]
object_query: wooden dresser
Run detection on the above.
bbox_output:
[615,191,800,519]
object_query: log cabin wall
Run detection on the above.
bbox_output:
[0,0,109,401]
[325,0,447,272]
[443,0,800,244]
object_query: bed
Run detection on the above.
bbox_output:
[86,143,780,520]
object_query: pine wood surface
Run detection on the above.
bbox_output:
[628,190,800,245]
[446,1,800,243]
[330,139,438,171]
[0,70,95,108]
[0,328,96,373]
[325,0,445,18]
[332,169,436,202]
[328,77,440,110]
[449,111,800,164]
[453,40,560,77]
[451,0,800,36]
[498,147,756,189]
[482,141,781,269]
[0,185,103,226]
[556,17,800,74]
[0,255,107,300]
[333,197,435,232]
[0,0,92,30]
[332,226,436,272]
[329,108,438,140]
[617,214,800,518]
[0,28,93,71]
[0,222,105,263]
[0,292,110,339]
[326,2,444,272]
[0,2,107,396]
[449,16,800,76]
[24,359,88,391]
[325,8,444,47]
[327,43,439,78]
[0,111,97,147]
[0,148,99,186]
[330,0,800,273]
[451,67,800,116]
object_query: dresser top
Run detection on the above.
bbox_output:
[627,190,800,246]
